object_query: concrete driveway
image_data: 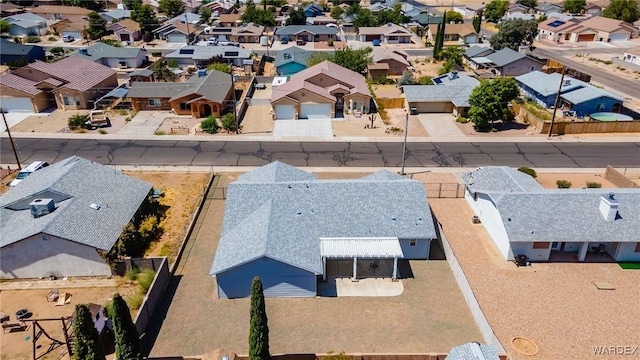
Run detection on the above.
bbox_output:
[417,113,465,137]
[0,112,47,131]
[273,118,333,139]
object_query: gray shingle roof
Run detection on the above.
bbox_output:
[560,86,623,104]
[447,342,500,360]
[70,42,143,61]
[462,166,543,194]
[515,71,586,97]
[0,156,152,250]
[164,45,251,61]
[274,46,312,68]
[404,73,480,107]
[464,45,492,58]
[127,69,232,102]
[5,13,47,29]
[275,25,338,36]
[485,48,525,67]
[210,162,436,275]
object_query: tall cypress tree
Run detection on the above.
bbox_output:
[74,304,106,360]
[112,294,143,360]
[249,277,270,360]
[472,14,481,33]
[434,12,447,60]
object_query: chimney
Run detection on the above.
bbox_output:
[599,192,619,221]
[29,198,55,219]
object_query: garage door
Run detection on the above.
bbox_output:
[416,102,448,113]
[577,34,595,42]
[62,30,82,40]
[299,103,331,119]
[0,97,34,112]
[274,104,295,119]
[609,33,628,41]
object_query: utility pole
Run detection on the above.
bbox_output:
[548,66,566,138]
[232,73,238,134]
[1,108,22,170]
[400,110,409,175]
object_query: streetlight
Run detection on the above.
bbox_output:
[400,109,409,175]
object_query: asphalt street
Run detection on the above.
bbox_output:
[2,138,639,168]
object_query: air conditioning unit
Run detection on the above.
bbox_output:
[471,215,481,224]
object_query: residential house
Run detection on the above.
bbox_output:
[453,3,486,18]
[275,25,338,42]
[410,12,442,27]
[516,71,623,116]
[537,18,581,41]
[466,48,544,76]
[534,2,563,15]
[505,3,530,16]
[107,18,141,42]
[275,46,312,76]
[209,161,437,299]
[358,23,414,44]
[164,45,252,67]
[171,13,202,24]
[0,56,117,112]
[0,156,152,279]
[427,23,478,44]
[50,16,89,40]
[0,39,45,66]
[270,61,371,120]
[0,2,25,17]
[153,20,194,43]
[75,304,107,334]
[203,0,235,15]
[4,13,48,36]
[204,22,264,43]
[128,69,155,84]
[463,45,494,65]
[71,43,146,69]
[367,48,410,78]
[306,16,338,26]
[303,3,324,17]
[26,5,91,21]
[100,9,131,22]
[403,71,479,116]
[462,166,640,263]
[584,3,603,16]
[216,13,241,27]
[503,12,535,21]
[127,69,233,118]
[538,16,635,42]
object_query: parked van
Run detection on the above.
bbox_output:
[10,161,50,187]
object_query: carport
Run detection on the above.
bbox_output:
[320,237,403,281]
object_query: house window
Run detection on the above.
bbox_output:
[179,102,190,110]
[635,242,640,253]
[532,242,550,249]
[42,234,49,241]
[409,239,417,247]
[596,103,605,111]
[148,99,162,107]
[62,96,75,106]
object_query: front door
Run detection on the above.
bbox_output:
[334,95,344,118]
[551,242,565,251]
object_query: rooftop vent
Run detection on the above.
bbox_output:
[599,192,619,221]
[563,79,571,86]
[29,198,55,219]
[78,48,88,55]
[90,203,101,210]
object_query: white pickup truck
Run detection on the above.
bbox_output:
[86,110,110,128]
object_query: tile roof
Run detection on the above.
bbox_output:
[70,43,143,61]
[275,25,338,36]
[442,23,478,36]
[578,15,635,32]
[270,60,370,103]
[27,57,117,92]
[218,13,241,23]
[26,5,91,16]
[111,18,140,32]
[560,86,623,104]
[210,162,436,275]
[127,69,232,102]
[371,48,410,66]
[0,156,152,251]
[0,72,42,95]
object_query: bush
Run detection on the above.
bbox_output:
[126,268,140,281]
[220,113,236,132]
[417,76,433,85]
[491,127,498,132]
[586,182,602,188]
[154,130,166,135]
[556,179,572,188]
[48,36,57,41]
[137,269,156,293]
[100,39,122,47]
[143,31,153,42]
[12,36,22,44]
[126,293,144,310]
[517,167,537,178]
[118,109,128,116]
[327,38,334,47]
[151,51,162,57]
[456,116,468,123]
[68,114,89,129]
[98,129,107,134]
[25,35,40,43]
[50,46,64,55]
[201,115,219,134]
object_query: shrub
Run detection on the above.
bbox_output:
[220,113,236,132]
[137,269,156,293]
[98,129,107,134]
[327,38,334,47]
[456,116,468,123]
[491,127,498,132]
[12,36,22,44]
[25,35,40,43]
[68,114,89,129]
[50,46,64,55]
[125,116,131,122]
[118,109,128,116]
[556,179,572,188]
[100,39,122,47]
[200,115,219,134]
[586,181,602,188]
[517,167,537,178]
[126,268,140,281]
[48,36,57,41]
[417,76,433,85]
[126,292,144,310]
[154,130,166,135]
[151,51,162,57]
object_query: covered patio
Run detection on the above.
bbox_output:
[320,237,404,281]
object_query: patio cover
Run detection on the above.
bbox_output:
[320,237,403,258]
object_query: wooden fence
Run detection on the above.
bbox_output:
[604,166,640,188]
[377,97,405,109]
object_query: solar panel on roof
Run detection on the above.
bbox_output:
[180,49,194,54]
[548,20,565,27]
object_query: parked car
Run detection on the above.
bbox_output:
[10,161,49,187]
[86,110,110,128]
[62,35,74,42]
[372,39,380,46]
[280,37,289,44]
[208,37,218,46]
[296,37,306,45]
[254,83,267,90]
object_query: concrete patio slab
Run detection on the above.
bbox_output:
[273,118,333,139]
[418,114,466,137]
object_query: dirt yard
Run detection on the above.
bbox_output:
[123,172,211,263]
[0,284,137,360]
[535,172,617,189]
[9,109,129,135]
[410,57,443,78]
[156,116,203,135]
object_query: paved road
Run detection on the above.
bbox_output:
[533,47,640,99]
[3,138,639,168]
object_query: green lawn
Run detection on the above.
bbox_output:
[618,262,640,270]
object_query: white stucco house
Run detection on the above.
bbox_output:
[462,167,640,263]
[0,156,152,279]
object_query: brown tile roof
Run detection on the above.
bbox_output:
[443,23,478,36]
[578,16,635,32]
[0,72,42,95]
[371,48,410,66]
[167,20,191,35]
[27,5,91,16]
[538,18,581,32]
[115,18,140,32]
[218,13,241,23]
[271,60,369,103]
[27,57,116,92]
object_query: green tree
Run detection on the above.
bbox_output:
[563,0,586,14]
[330,6,343,19]
[472,14,481,33]
[158,0,185,18]
[440,46,464,65]
[132,4,160,33]
[249,277,270,360]
[207,62,231,73]
[0,19,10,34]
[242,0,276,26]
[537,14,548,23]
[484,0,508,22]
[468,77,519,130]
[332,47,372,73]
[87,12,107,40]
[397,71,415,86]
[306,52,333,67]
[433,12,446,59]
[124,0,142,10]
[445,11,463,23]
[286,8,306,25]
[112,294,143,360]
[201,115,220,133]
[220,113,237,132]
[353,8,377,29]
[602,0,640,23]
[490,18,538,50]
[517,0,537,8]
[68,114,89,129]
[199,6,212,24]
[73,305,106,360]
[152,59,177,81]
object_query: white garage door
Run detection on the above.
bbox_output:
[63,30,82,40]
[299,103,331,119]
[275,104,295,119]
[609,33,628,41]
[0,97,34,112]
[416,102,448,113]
